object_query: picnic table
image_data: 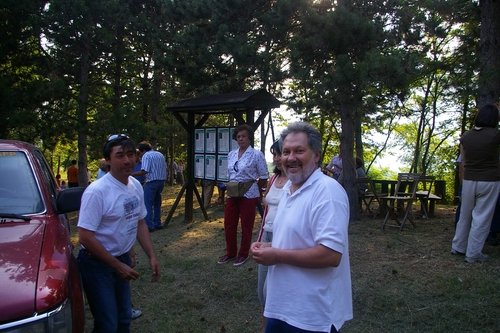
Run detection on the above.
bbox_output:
[368,176,443,228]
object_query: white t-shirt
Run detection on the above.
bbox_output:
[78,173,147,256]
[263,178,284,233]
[264,168,352,332]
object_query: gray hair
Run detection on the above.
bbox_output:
[280,122,323,166]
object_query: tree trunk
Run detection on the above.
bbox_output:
[112,23,124,118]
[354,111,363,161]
[478,0,500,109]
[77,34,90,187]
[261,119,266,154]
[340,104,358,220]
[150,64,162,149]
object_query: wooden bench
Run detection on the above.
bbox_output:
[416,191,442,218]
[427,193,442,217]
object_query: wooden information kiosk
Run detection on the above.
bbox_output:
[165,90,280,224]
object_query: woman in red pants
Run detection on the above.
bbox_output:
[218,124,268,266]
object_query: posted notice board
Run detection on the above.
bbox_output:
[193,127,235,182]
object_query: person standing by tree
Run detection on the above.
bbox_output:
[133,141,167,232]
[87,168,92,184]
[67,159,79,187]
[323,150,342,180]
[176,160,185,185]
[172,160,178,184]
[451,104,500,263]
[251,122,352,333]
[97,158,108,180]
[77,134,160,332]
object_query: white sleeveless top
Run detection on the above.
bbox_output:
[263,180,284,233]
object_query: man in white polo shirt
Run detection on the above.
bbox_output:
[251,122,352,333]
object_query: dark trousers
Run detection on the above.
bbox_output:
[77,249,132,333]
[265,318,339,333]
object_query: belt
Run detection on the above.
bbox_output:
[80,248,129,261]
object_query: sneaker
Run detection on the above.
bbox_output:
[217,255,236,264]
[451,249,465,256]
[465,253,489,263]
[131,309,142,320]
[233,256,248,267]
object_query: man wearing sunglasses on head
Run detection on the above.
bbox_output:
[77,134,161,333]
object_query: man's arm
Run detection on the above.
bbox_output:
[78,227,139,281]
[129,247,137,268]
[257,178,268,192]
[132,170,148,177]
[459,145,465,185]
[136,219,161,282]
[322,159,335,174]
[251,243,342,268]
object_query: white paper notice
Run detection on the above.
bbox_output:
[218,128,230,153]
[205,155,216,180]
[218,155,228,181]
[230,127,238,151]
[194,154,205,178]
[205,128,216,153]
[195,129,205,153]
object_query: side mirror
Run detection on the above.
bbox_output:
[56,187,85,214]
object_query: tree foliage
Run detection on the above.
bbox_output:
[0,0,497,212]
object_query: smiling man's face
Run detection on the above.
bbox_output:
[106,145,136,183]
[281,132,320,192]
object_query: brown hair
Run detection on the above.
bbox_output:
[232,124,254,142]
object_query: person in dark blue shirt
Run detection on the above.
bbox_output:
[133,151,146,185]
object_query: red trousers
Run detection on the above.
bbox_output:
[223,197,258,257]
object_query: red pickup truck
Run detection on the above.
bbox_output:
[0,140,85,333]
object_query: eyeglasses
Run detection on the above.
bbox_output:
[234,160,239,172]
[106,134,130,142]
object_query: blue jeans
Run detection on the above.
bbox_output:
[265,318,338,333]
[77,249,132,333]
[144,180,165,229]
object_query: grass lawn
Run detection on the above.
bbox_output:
[71,184,500,333]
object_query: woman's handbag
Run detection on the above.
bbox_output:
[226,181,254,197]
